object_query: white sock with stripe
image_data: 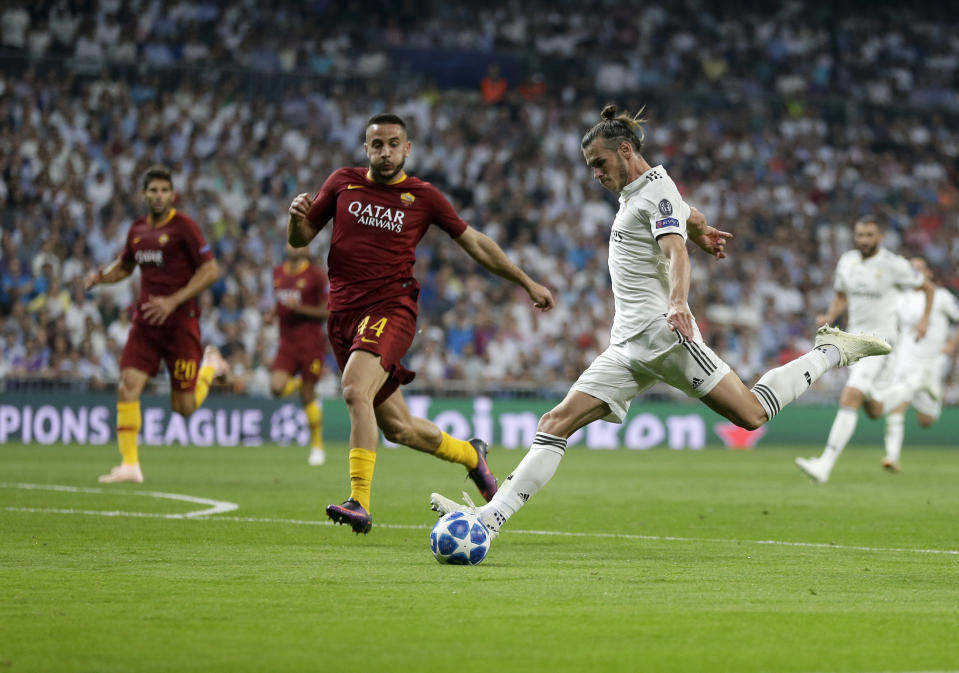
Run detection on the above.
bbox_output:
[751,347,837,421]
[478,432,567,533]
[884,412,905,463]
[822,406,858,470]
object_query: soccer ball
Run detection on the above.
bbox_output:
[429,511,491,565]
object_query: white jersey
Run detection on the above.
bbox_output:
[608,165,691,344]
[833,248,923,341]
[895,287,959,361]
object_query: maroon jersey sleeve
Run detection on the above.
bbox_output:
[426,186,469,238]
[306,169,348,232]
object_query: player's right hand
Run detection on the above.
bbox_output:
[815,314,831,326]
[84,267,103,290]
[528,282,555,312]
[289,193,312,221]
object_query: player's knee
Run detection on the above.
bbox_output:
[918,415,935,428]
[172,399,198,417]
[863,400,883,419]
[269,384,285,398]
[341,383,372,411]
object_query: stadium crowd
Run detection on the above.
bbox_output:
[2,0,958,401]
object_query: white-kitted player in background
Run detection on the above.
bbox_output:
[867,257,959,472]
[795,217,935,484]
[431,105,892,540]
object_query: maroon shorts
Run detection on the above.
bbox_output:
[120,319,203,392]
[271,337,325,382]
[327,299,417,406]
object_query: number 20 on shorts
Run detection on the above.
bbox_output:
[357,315,388,342]
[173,358,197,382]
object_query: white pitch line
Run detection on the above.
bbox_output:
[1,482,237,518]
[4,483,959,556]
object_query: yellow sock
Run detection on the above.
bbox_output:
[305,399,323,448]
[434,432,478,469]
[348,448,376,512]
[117,401,141,466]
[281,377,302,397]
[194,364,215,407]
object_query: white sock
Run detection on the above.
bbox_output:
[479,432,566,533]
[751,348,833,421]
[884,412,905,463]
[822,407,858,470]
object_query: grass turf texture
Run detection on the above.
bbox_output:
[2,441,958,673]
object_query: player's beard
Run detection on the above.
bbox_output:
[371,157,405,183]
[857,242,878,257]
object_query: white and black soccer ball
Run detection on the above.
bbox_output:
[430,511,491,566]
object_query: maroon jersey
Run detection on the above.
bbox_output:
[273,260,328,341]
[305,167,468,312]
[121,209,213,325]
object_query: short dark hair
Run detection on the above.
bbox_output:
[855,215,885,231]
[366,113,408,133]
[581,104,646,153]
[142,165,173,190]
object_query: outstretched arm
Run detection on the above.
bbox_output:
[686,207,733,260]
[84,257,136,290]
[454,226,554,311]
[657,233,694,339]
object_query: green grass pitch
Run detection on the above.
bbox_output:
[2,441,959,673]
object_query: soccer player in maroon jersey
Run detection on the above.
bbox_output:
[266,244,330,466]
[85,165,228,483]
[287,112,555,534]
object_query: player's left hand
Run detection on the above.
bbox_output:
[527,282,555,312]
[666,303,695,340]
[690,225,733,260]
[141,295,177,325]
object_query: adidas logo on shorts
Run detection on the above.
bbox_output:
[692,377,704,388]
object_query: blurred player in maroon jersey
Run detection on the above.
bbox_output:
[265,244,330,466]
[288,112,555,534]
[85,165,227,484]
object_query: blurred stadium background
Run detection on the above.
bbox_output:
[2,0,958,408]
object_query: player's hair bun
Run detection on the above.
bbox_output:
[601,104,618,120]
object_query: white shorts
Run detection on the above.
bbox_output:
[845,351,895,396]
[894,353,945,420]
[571,314,731,423]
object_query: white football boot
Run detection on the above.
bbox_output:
[307,447,326,466]
[430,491,499,540]
[202,344,231,378]
[814,325,891,367]
[98,463,144,484]
[794,456,829,484]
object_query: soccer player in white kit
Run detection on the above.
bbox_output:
[870,257,959,472]
[795,218,934,484]
[430,105,892,538]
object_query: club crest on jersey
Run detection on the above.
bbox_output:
[400,192,415,206]
[158,233,169,246]
[658,199,673,217]
[655,217,679,229]
[296,279,307,288]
